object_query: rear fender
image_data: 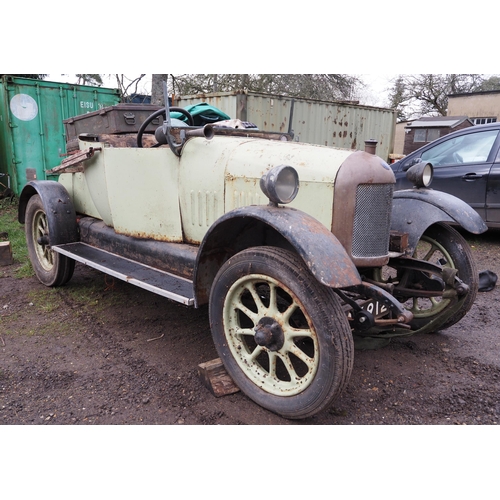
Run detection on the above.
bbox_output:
[193,205,361,306]
[18,181,78,245]
[392,189,487,254]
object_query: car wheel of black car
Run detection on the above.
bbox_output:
[383,223,478,334]
[209,246,354,419]
[25,195,75,287]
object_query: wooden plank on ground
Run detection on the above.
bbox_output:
[198,358,240,397]
[0,241,13,266]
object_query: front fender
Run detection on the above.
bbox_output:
[18,180,78,245]
[392,189,487,253]
[194,205,361,306]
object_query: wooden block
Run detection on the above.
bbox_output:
[198,358,240,397]
[0,241,13,266]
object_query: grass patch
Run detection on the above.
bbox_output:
[0,198,34,278]
[0,311,74,338]
[27,288,61,313]
[64,278,129,312]
[25,319,75,337]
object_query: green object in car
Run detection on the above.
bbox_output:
[171,102,231,126]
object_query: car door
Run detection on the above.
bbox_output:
[416,128,500,220]
[485,146,500,224]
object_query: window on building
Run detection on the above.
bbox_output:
[414,129,427,142]
[473,117,497,125]
[427,129,441,142]
[414,128,441,143]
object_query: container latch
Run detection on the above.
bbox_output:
[123,112,136,125]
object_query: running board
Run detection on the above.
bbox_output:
[53,242,195,306]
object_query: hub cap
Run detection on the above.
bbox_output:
[222,273,319,396]
[32,209,54,271]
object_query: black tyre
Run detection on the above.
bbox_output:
[25,195,75,287]
[389,222,478,334]
[209,246,354,419]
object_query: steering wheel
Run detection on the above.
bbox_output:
[136,107,195,148]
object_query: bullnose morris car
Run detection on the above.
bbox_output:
[18,93,487,419]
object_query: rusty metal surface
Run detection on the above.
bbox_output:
[177,91,397,161]
[200,126,292,142]
[178,135,352,244]
[338,281,414,329]
[53,242,195,305]
[389,231,409,253]
[332,151,395,267]
[47,147,101,175]
[394,189,488,234]
[78,217,198,279]
[63,104,163,141]
[392,190,488,254]
[193,205,362,306]
[18,181,78,246]
[388,257,469,298]
[83,134,158,148]
[393,189,488,234]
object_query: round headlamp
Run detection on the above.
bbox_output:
[406,161,433,188]
[260,165,299,205]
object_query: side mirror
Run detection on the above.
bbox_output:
[402,157,422,172]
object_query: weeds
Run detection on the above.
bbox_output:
[64,278,129,312]
[0,198,33,278]
[27,289,61,313]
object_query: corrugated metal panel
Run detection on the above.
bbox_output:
[176,92,240,119]
[177,91,396,161]
[0,76,121,195]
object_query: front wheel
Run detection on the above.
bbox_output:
[386,223,478,334]
[25,195,75,287]
[209,247,354,419]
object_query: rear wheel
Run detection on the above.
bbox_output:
[209,247,354,419]
[25,195,75,287]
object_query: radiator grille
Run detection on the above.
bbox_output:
[352,184,393,258]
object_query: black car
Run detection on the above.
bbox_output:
[391,122,500,228]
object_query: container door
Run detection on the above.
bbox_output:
[0,76,120,195]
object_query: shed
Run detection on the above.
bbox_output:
[403,116,473,155]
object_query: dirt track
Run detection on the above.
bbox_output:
[1,228,499,425]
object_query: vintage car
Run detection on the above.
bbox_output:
[18,93,487,419]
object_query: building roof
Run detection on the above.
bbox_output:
[405,116,472,129]
[448,90,500,98]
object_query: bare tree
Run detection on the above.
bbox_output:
[112,74,148,101]
[0,74,47,79]
[76,74,103,86]
[479,75,500,91]
[151,74,363,106]
[388,74,488,120]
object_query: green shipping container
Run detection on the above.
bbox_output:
[0,75,120,195]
